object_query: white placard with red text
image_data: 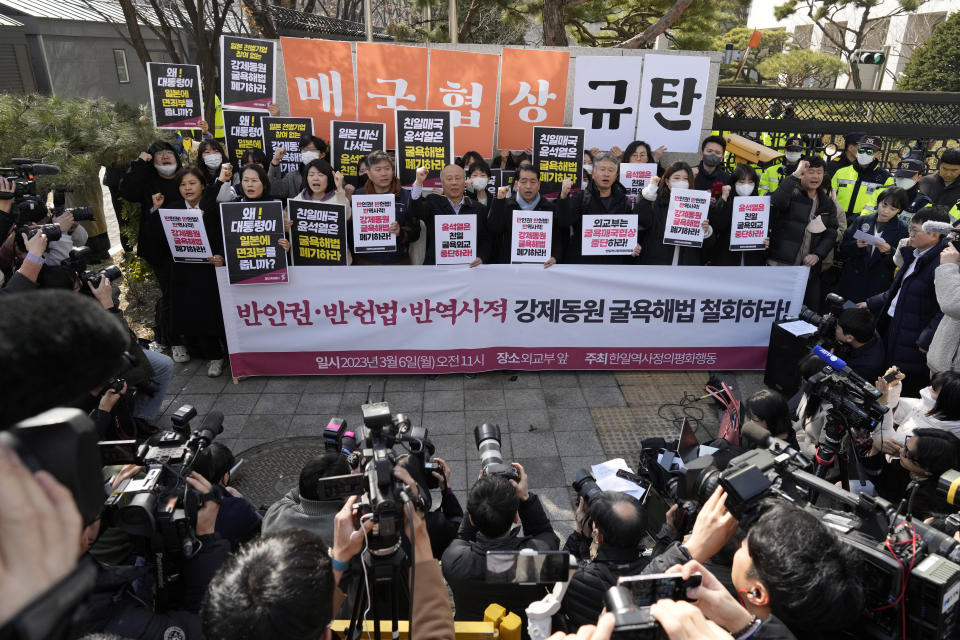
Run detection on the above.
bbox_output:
[730,196,770,251]
[664,188,711,248]
[618,163,659,197]
[435,214,477,265]
[159,209,213,263]
[582,214,639,256]
[351,194,397,253]
[511,210,553,263]
[216,264,808,376]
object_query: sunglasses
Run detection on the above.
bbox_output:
[858,148,876,155]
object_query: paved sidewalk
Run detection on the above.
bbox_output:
[159,364,763,543]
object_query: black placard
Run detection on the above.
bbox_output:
[220,35,275,111]
[222,110,264,166]
[289,198,347,266]
[396,110,452,188]
[147,62,203,129]
[220,201,289,285]
[532,126,584,198]
[330,121,386,185]
[262,117,314,175]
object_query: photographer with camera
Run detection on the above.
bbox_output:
[441,461,560,629]
[262,451,353,543]
[929,242,960,375]
[561,491,649,629]
[192,443,261,551]
[0,227,48,294]
[833,307,887,385]
[76,471,229,639]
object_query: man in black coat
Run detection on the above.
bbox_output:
[693,135,730,192]
[409,163,493,266]
[834,307,887,384]
[488,163,562,265]
[767,156,839,308]
[863,207,952,396]
[441,463,559,631]
[918,146,960,215]
[561,492,647,629]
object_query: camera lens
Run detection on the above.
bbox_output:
[572,468,603,505]
[475,423,505,466]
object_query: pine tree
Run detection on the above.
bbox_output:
[897,11,960,92]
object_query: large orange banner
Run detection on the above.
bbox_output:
[497,49,569,151]
[281,38,357,146]
[427,48,499,158]
[356,43,428,148]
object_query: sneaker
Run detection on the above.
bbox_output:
[207,359,224,378]
[171,345,191,363]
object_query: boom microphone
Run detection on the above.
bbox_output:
[921,220,958,236]
[812,345,876,390]
[11,159,61,176]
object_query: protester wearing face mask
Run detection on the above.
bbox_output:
[118,139,183,351]
[635,162,714,266]
[693,136,730,192]
[918,147,960,217]
[758,137,805,195]
[197,139,227,185]
[872,159,925,217]
[837,186,910,302]
[707,165,769,266]
[465,160,494,214]
[830,135,894,217]
[267,134,328,200]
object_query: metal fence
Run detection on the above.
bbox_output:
[711,85,960,171]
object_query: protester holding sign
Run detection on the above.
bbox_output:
[153,167,228,376]
[488,163,561,265]
[296,159,351,215]
[622,140,666,177]
[708,165,770,267]
[636,162,714,266]
[268,134,325,200]
[410,164,491,266]
[351,151,419,265]
[555,151,639,264]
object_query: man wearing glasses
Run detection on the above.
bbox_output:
[860,207,953,396]
[831,135,894,218]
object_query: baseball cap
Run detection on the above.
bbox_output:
[859,135,882,151]
[894,158,923,178]
[784,137,804,152]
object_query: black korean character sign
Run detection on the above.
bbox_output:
[571,56,643,152]
[396,110,453,188]
[223,111,264,166]
[220,36,275,111]
[147,62,203,129]
[331,121,386,185]
[532,126,584,198]
[262,117,314,175]
[289,198,347,265]
[220,201,289,285]
[635,54,709,153]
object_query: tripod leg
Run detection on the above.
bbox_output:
[347,569,367,640]
[391,563,402,640]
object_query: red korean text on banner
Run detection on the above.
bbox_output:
[281,37,357,144]
[427,48,499,158]
[356,43,428,148]
[497,49,570,151]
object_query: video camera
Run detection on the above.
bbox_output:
[0,158,59,222]
[798,292,846,350]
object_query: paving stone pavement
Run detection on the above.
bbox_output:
[160,364,762,542]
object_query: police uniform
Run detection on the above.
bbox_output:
[862,158,922,218]
[758,137,804,195]
[830,135,893,216]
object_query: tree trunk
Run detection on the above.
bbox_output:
[618,0,694,49]
[542,0,568,46]
[849,63,863,89]
[117,0,153,67]
[458,0,483,42]
[242,0,279,38]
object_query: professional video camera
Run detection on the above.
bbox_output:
[0,158,59,222]
[100,405,223,607]
[322,416,362,469]
[798,292,846,350]
[62,246,123,290]
[474,423,519,482]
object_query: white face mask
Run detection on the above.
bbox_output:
[670,180,689,190]
[471,177,489,192]
[735,183,755,196]
[895,177,915,190]
[784,151,802,164]
[203,153,223,169]
[300,150,320,165]
[154,163,177,176]
[856,152,875,166]
[920,386,936,409]
[583,164,593,174]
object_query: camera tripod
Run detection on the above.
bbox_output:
[811,409,871,500]
[345,544,412,640]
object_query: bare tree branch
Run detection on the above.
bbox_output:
[618,0,694,49]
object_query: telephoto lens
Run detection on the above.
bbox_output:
[572,468,603,505]
[26,223,62,242]
[474,423,519,481]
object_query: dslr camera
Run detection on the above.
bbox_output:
[62,246,123,289]
[798,292,846,350]
[474,423,519,482]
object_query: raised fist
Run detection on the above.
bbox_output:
[497,186,511,199]
[139,152,153,163]
[151,193,164,210]
[415,166,429,185]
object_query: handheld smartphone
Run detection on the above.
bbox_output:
[883,368,900,383]
[485,550,572,585]
[315,473,366,500]
[617,572,702,606]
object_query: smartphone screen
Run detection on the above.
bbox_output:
[618,572,701,606]
[485,550,571,585]
[99,440,139,466]
[315,473,365,500]
[642,487,670,538]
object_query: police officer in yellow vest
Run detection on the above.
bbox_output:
[830,135,893,217]
[759,137,805,195]
[862,158,925,219]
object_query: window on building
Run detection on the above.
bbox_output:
[113,49,130,84]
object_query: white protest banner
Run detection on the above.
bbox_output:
[635,55,710,153]
[730,196,770,251]
[618,163,659,198]
[582,214,640,256]
[160,209,213,263]
[216,264,808,376]
[351,194,397,253]
[435,214,477,265]
[572,56,644,152]
[511,210,553,263]
[664,188,710,248]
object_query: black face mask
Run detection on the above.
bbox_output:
[702,153,722,168]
